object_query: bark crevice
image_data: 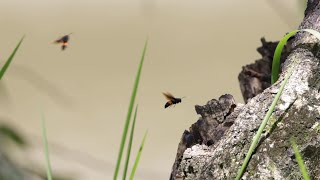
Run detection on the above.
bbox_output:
[170,1,320,179]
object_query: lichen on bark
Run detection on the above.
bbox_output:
[170,1,320,179]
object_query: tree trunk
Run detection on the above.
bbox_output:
[170,1,320,179]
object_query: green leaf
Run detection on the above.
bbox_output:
[272,29,320,84]
[113,40,148,180]
[129,130,148,180]
[290,137,310,180]
[238,28,320,179]
[41,114,53,180]
[271,30,299,84]
[122,106,138,180]
[0,36,24,80]
[236,61,294,180]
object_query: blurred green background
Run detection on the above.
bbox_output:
[0,0,304,179]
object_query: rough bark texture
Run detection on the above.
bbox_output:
[170,94,242,180]
[238,38,293,103]
[170,1,320,179]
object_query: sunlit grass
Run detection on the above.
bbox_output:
[129,130,148,180]
[236,59,294,180]
[290,137,310,180]
[237,29,320,179]
[41,114,53,180]
[122,106,138,180]
[113,40,148,180]
[0,36,24,80]
[271,30,299,84]
[271,29,320,84]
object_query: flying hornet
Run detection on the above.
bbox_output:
[54,33,72,50]
[163,92,185,108]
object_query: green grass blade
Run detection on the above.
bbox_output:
[0,36,24,80]
[113,40,148,180]
[271,29,320,84]
[238,28,320,179]
[41,114,53,180]
[290,137,310,180]
[122,105,138,180]
[129,130,148,180]
[236,64,294,180]
[271,30,298,84]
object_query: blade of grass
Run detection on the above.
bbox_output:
[129,130,148,180]
[237,28,320,179]
[113,40,148,180]
[41,114,53,180]
[271,29,320,84]
[122,105,138,180]
[235,63,294,180]
[0,36,24,80]
[290,137,310,180]
[271,30,298,84]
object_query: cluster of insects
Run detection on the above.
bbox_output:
[54,33,184,108]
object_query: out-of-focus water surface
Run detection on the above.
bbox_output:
[0,0,303,179]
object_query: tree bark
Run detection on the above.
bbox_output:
[238,37,293,103]
[170,1,320,179]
